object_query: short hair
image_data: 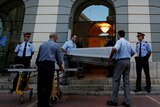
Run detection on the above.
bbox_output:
[49,32,57,38]
[118,30,125,37]
[71,34,77,38]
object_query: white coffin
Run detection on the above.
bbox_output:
[69,47,112,58]
[68,47,114,66]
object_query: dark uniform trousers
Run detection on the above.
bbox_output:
[37,61,55,107]
[10,56,32,92]
[135,56,151,90]
[15,56,31,68]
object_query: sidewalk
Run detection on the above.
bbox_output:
[0,94,159,107]
[52,95,160,107]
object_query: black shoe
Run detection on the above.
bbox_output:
[9,89,15,93]
[60,82,68,85]
[134,88,141,92]
[147,88,151,93]
[122,102,130,107]
[145,87,151,93]
[107,100,118,106]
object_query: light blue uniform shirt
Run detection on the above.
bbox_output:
[136,40,151,57]
[114,38,135,60]
[36,40,62,65]
[15,41,34,57]
[61,40,77,54]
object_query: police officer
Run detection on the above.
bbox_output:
[15,32,34,68]
[134,32,152,93]
[10,32,34,93]
[107,30,135,107]
[36,33,63,107]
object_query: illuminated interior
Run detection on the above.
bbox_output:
[87,22,113,47]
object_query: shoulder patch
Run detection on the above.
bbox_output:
[136,42,139,45]
[18,42,22,45]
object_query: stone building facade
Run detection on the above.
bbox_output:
[0,0,160,79]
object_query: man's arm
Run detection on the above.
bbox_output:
[55,47,64,71]
[146,42,152,58]
[147,51,151,58]
[35,46,41,65]
[31,52,34,56]
[109,48,117,60]
[31,44,35,56]
[61,48,67,54]
[14,44,20,56]
[130,46,135,57]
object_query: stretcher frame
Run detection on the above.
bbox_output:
[50,68,78,104]
[8,65,36,104]
[8,65,65,104]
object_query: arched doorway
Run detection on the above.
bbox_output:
[70,0,116,77]
[0,0,25,71]
[70,0,115,47]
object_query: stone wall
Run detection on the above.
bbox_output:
[130,61,160,79]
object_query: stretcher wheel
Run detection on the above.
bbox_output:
[19,95,24,104]
[50,95,59,104]
[29,90,33,100]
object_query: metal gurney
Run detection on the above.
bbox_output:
[8,64,36,104]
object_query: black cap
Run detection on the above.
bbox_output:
[23,32,31,36]
[137,32,145,37]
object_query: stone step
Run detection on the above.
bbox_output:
[67,78,160,85]
[61,90,160,95]
[1,89,160,96]
[2,78,160,85]
[0,76,160,95]
[1,83,160,92]
[1,75,160,84]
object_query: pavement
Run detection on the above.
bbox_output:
[0,94,160,107]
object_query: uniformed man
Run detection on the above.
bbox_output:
[15,32,34,68]
[10,32,34,93]
[134,32,152,93]
[36,33,63,107]
[60,34,79,85]
[107,30,135,107]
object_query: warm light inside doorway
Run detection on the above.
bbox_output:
[99,23,111,33]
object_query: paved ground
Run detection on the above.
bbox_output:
[0,94,160,107]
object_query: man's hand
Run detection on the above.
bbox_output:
[108,48,116,62]
[59,65,64,72]
[64,52,68,55]
[108,57,113,62]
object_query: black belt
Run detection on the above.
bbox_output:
[38,60,55,63]
[117,58,130,60]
